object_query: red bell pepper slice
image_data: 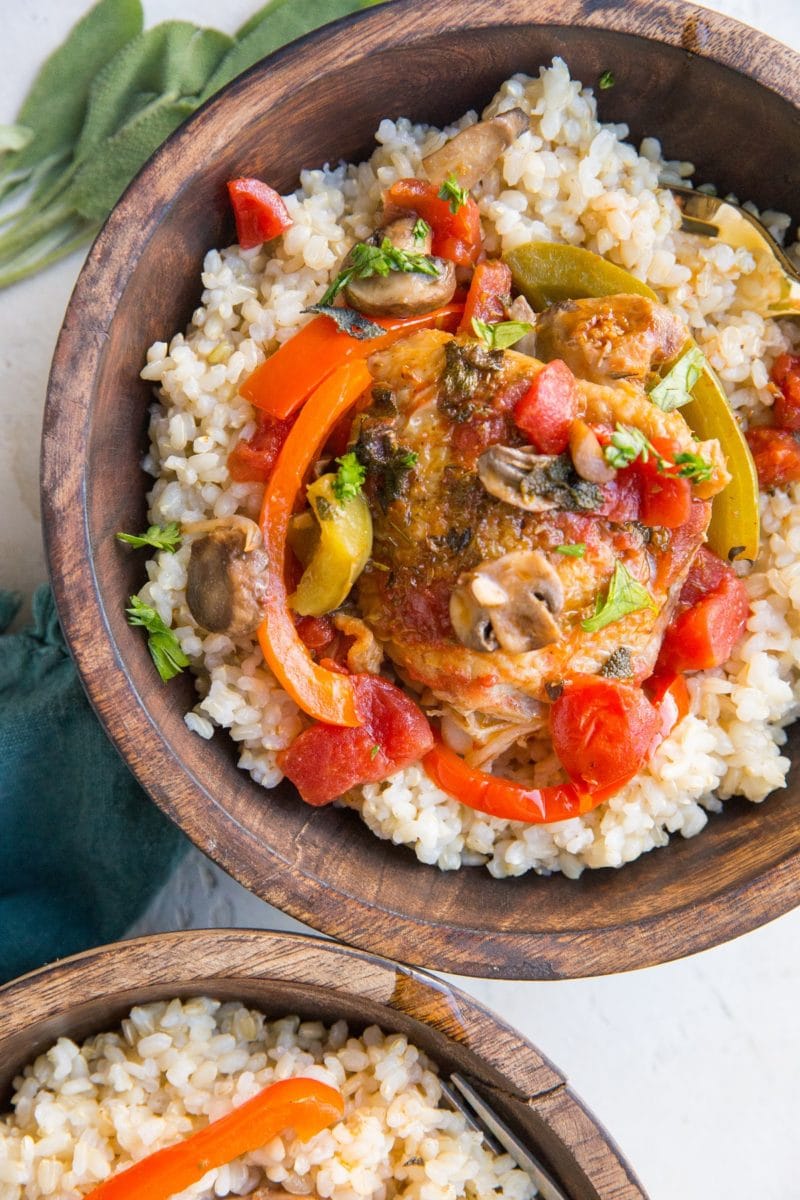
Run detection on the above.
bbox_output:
[459,259,512,331]
[227,178,292,249]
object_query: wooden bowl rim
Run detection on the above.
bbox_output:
[41,0,800,980]
[0,928,646,1198]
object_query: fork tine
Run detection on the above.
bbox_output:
[444,1072,570,1200]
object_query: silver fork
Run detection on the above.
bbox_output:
[440,1072,569,1200]
[667,183,800,318]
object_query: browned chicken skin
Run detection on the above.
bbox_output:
[354,316,722,722]
[535,294,686,384]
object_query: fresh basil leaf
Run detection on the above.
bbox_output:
[471,317,533,351]
[201,0,381,101]
[68,96,195,222]
[648,345,706,411]
[581,561,655,632]
[555,543,586,557]
[304,303,384,340]
[4,0,143,179]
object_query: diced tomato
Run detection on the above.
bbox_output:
[643,671,691,739]
[459,260,512,332]
[277,675,434,805]
[678,545,730,607]
[295,616,335,651]
[549,676,661,791]
[227,178,292,249]
[228,412,296,482]
[772,353,800,430]
[599,469,642,523]
[513,360,579,454]
[656,562,749,674]
[746,426,800,489]
[639,471,692,529]
[384,178,482,266]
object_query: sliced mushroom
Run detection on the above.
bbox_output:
[505,294,538,358]
[182,514,262,551]
[343,217,456,317]
[422,108,530,190]
[477,444,559,512]
[186,525,269,636]
[450,550,564,654]
[478,443,604,513]
[569,419,616,484]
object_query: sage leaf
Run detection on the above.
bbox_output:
[0,125,33,154]
[201,0,381,101]
[304,303,385,340]
[75,22,232,159]
[4,0,143,179]
[67,97,196,223]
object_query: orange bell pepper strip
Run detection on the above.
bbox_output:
[241,302,462,420]
[258,361,372,726]
[422,739,600,823]
[84,1077,343,1200]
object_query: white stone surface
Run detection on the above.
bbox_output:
[3,3,800,1198]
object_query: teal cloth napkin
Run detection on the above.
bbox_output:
[0,586,188,983]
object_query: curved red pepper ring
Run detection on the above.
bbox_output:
[422,738,601,824]
[423,673,690,825]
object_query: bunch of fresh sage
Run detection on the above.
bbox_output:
[0,0,382,289]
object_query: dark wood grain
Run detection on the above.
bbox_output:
[41,0,800,979]
[0,931,646,1199]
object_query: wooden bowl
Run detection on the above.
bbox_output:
[41,0,800,979]
[0,929,646,1198]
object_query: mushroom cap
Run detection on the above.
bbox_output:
[450,549,564,655]
[186,526,269,637]
[422,107,530,191]
[343,255,456,317]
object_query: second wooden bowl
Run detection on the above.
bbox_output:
[0,930,646,1199]
[41,0,800,978]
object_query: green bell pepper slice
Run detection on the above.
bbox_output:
[288,473,373,617]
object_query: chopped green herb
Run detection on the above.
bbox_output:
[332,451,366,502]
[126,595,189,682]
[598,70,616,90]
[439,340,504,421]
[412,217,431,243]
[581,561,655,633]
[603,424,665,471]
[648,345,706,412]
[319,237,440,305]
[437,172,469,213]
[369,743,381,760]
[674,450,714,483]
[304,303,384,340]
[600,646,634,679]
[555,543,586,557]
[116,521,181,553]
[471,317,534,351]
